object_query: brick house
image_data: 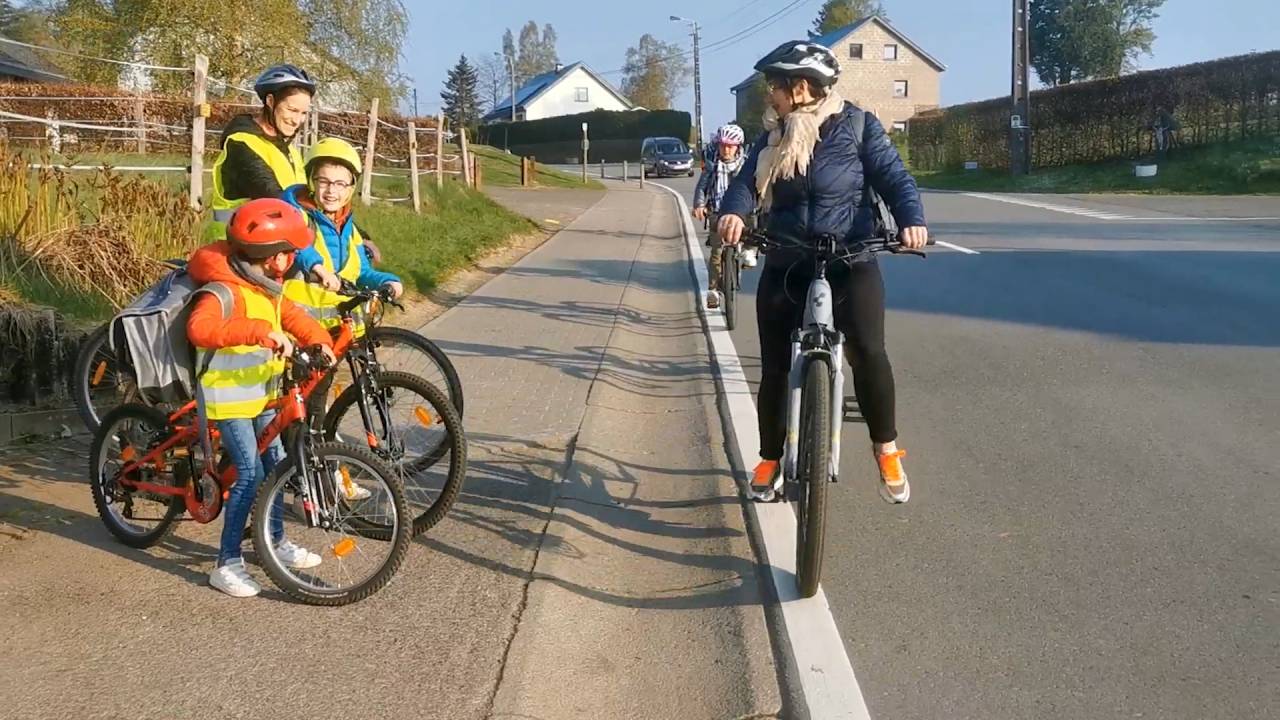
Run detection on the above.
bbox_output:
[731,16,945,133]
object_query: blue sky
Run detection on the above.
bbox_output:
[403,0,1279,132]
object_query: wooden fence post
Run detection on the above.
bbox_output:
[436,114,445,190]
[360,97,379,205]
[473,154,482,190]
[407,121,422,213]
[134,96,146,154]
[189,54,208,212]
[459,127,472,187]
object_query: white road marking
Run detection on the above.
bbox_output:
[961,192,1280,223]
[654,183,874,720]
[936,240,981,255]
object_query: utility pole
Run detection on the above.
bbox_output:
[497,52,516,122]
[672,16,704,156]
[1010,0,1032,175]
[413,87,418,117]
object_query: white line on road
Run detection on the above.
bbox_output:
[936,240,981,255]
[653,183,874,720]
[962,192,1280,223]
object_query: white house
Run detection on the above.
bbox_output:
[482,62,632,124]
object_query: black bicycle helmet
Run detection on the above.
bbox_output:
[754,40,841,87]
[253,64,316,101]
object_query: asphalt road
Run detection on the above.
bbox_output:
[655,173,1280,720]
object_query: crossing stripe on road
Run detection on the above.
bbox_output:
[655,183,875,720]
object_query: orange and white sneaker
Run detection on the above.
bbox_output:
[748,459,782,501]
[876,449,910,504]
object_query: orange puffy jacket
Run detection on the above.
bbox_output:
[186,241,331,352]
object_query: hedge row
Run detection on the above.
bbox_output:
[909,51,1280,171]
[482,109,691,147]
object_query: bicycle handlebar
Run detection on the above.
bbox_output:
[744,230,934,260]
[335,279,403,315]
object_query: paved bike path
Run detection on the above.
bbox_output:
[0,183,779,720]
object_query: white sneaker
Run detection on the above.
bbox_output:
[741,247,759,268]
[705,290,721,309]
[276,540,322,570]
[335,469,372,501]
[209,559,261,598]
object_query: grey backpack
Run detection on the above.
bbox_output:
[110,266,231,404]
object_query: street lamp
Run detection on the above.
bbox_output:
[670,15,703,157]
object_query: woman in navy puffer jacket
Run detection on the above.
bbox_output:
[718,40,929,505]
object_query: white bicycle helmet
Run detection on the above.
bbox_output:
[754,40,840,87]
[716,124,746,146]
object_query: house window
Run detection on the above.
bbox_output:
[892,121,907,134]
[884,43,899,61]
[893,80,909,98]
[575,87,589,102]
[848,43,863,60]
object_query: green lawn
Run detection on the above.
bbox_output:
[355,181,536,295]
[915,136,1280,195]
[466,144,604,189]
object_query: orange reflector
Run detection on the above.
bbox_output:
[333,382,345,398]
[414,406,433,427]
[120,446,136,461]
[340,466,356,496]
[332,538,356,557]
[91,361,108,387]
[366,431,379,448]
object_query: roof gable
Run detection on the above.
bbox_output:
[485,62,632,121]
[731,15,945,92]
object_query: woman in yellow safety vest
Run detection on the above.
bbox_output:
[208,64,315,236]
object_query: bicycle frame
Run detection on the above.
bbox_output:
[780,243,845,491]
[109,314,361,521]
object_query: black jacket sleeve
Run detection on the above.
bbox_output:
[718,135,766,219]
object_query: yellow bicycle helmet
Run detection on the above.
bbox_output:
[304,137,363,178]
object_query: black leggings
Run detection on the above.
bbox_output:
[755,260,897,460]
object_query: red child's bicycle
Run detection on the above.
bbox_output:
[90,335,411,606]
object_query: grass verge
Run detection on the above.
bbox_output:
[356,181,537,295]
[915,136,1280,195]
[467,144,604,189]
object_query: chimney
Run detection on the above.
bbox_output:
[555,62,564,73]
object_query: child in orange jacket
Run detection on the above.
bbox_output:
[187,198,334,598]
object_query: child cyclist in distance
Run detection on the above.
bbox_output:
[186,198,337,598]
[692,123,756,309]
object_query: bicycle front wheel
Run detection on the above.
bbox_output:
[322,371,467,536]
[251,442,412,606]
[721,246,738,331]
[795,356,832,599]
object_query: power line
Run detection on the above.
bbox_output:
[0,36,187,73]
[596,0,814,77]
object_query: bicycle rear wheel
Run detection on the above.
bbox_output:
[795,356,831,599]
[366,326,464,418]
[89,404,184,548]
[251,442,411,606]
[721,246,738,331]
[74,323,145,432]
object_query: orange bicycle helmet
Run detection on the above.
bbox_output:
[226,198,312,259]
